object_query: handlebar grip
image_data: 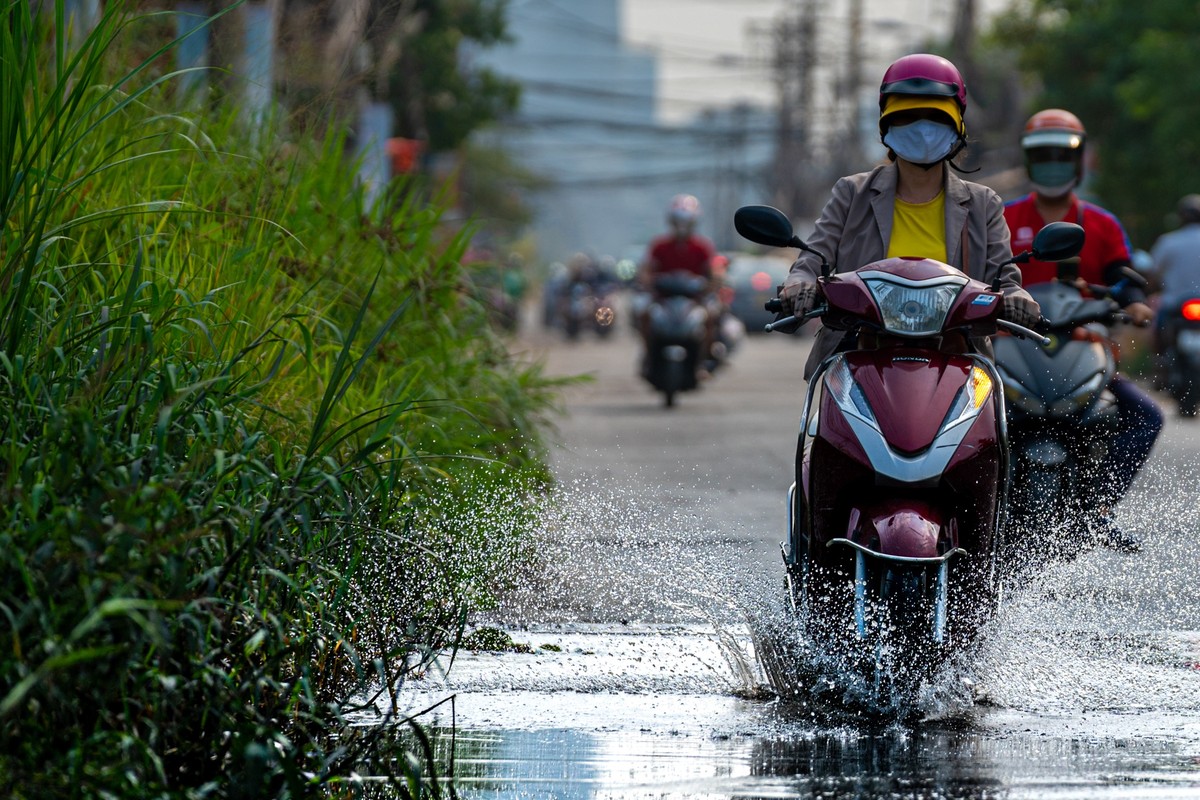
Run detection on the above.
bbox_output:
[764,304,826,333]
[997,318,1051,346]
[764,298,783,313]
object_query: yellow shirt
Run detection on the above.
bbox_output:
[887,192,947,262]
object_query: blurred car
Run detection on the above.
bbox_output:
[724,254,794,334]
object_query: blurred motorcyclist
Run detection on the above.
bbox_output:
[558,251,619,338]
[1151,194,1200,334]
[779,53,1038,380]
[1003,108,1163,552]
[639,194,720,375]
[1149,195,1200,392]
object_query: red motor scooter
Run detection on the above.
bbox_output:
[734,205,1083,698]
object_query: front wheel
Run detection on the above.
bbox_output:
[564,314,581,340]
[661,358,685,408]
[843,553,965,708]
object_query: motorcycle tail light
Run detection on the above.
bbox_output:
[1183,299,1200,321]
[750,271,774,292]
[864,278,962,336]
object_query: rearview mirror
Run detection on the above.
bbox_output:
[1031,221,1085,262]
[734,205,797,249]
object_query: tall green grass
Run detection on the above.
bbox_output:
[0,1,562,796]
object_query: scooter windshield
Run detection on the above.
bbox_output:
[863,275,963,336]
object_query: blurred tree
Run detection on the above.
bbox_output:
[459,140,545,241]
[991,0,1200,244]
[386,0,520,153]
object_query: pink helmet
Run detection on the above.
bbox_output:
[879,53,967,113]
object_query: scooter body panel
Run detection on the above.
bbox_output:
[802,349,1002,574]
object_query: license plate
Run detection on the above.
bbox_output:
[1178,329,1200,353]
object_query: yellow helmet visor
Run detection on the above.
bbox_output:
[881,94,964,135]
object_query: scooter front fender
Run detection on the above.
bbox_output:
[839,498,959,561]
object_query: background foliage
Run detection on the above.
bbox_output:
[991,0,1200,245]
[387,0,520,153]
[0,1,560,796]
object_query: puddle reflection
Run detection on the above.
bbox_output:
[445,726,1005,799]
[436,723,1200,799]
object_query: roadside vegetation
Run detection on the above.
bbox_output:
[0,1,561,796]
[991,0,1200,245]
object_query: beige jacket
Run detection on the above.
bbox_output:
[784,162,1032,379]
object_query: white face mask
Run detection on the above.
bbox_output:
[883,119,961,166]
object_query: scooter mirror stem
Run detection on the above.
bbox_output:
[792,240,831,277]
[992,251,1032,290]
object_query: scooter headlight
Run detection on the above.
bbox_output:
[864,278,962,336]
[824,357,876,423]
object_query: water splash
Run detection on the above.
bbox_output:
[387,449,1200,735]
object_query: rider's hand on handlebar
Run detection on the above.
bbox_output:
[1123,301,1154,327]
[1001,294,1042,329]
[779,281,822,316]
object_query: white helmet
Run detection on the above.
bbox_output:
[668,194,701,227]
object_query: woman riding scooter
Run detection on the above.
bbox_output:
[778,53,1039,375]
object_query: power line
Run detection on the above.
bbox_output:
[549,165,771,189]
[506,114,787,136]
[500,54,768,82]
[516,77,771,109]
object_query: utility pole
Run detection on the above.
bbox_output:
[837,0,864,172]
[712,104,750,251]
[951,0,977,63]
[770,0,818,217]
[950,0,981,167]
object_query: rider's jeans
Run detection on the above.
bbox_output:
[1102,375,1164,507]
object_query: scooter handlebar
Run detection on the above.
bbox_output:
[997,318,1052,346]
[764,304,826,333]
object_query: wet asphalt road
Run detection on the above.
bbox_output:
[518,318,813,587]
[397,309,1200,798]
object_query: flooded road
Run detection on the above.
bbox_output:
[395,315,1200,798]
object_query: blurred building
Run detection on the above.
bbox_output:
[473,0,775,261]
